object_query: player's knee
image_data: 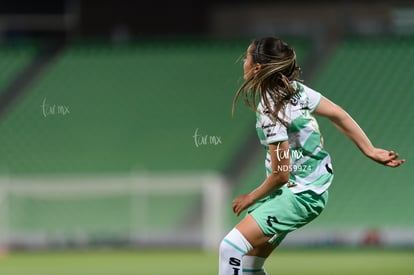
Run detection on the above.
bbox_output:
[219,229,253,275]
[219,238,241,261]
[219,228,253,258]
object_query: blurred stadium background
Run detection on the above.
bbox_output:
[0,0,413,273]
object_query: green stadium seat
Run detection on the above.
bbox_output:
[0,42,37,94]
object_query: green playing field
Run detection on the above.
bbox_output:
[0,248,413,275]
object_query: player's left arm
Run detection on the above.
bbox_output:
[314,96,405,167]
[232,141,290,216]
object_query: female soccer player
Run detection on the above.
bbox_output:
[218,37,405,275]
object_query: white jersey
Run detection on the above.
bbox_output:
[255,81,333,194]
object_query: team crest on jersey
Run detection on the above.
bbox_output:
[289,91,302,106]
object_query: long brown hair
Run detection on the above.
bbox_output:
[232,37,300,126]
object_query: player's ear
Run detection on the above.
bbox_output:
[253,63,261,73]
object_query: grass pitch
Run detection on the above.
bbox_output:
[0,248,413,275]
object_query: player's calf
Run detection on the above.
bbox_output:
[242,255,267,274]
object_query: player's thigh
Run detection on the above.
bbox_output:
[235,214,271,248]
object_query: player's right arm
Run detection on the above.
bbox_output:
[232,141,290,216]
[314,96,405,167]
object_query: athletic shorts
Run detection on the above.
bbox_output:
[247,185,328,246]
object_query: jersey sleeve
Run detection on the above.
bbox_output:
[303,84,322,112]
[259,112,288,145]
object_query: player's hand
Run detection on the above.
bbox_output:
[368,148,405,167]
[232,194,254,216]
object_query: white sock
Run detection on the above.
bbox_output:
[219,228,253,275]
[242,256,267,274]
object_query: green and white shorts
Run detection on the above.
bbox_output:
[247,185,328,246]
